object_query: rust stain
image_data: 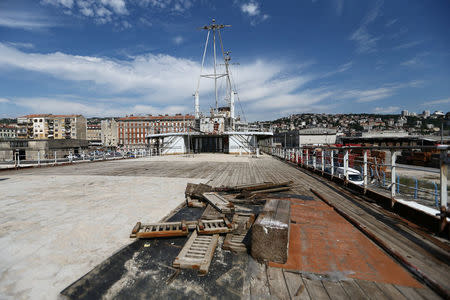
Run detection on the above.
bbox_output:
[269,198,422,288]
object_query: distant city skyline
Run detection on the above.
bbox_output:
[0,0,449,120]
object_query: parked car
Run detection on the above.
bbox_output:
[335,167,364,186]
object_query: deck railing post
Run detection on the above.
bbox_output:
[363,150,368,188]
[38,152,40,166]
[439,148,448,213]
[391,150,397,199]
[54,151,57,164]
[438,149,448,235]
[306,149,309,167]
[344,149,349,180]
[313,152,317,170]
[321,150,325,172]
[414,178,418,199]
[331,150,334,176]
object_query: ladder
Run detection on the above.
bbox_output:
[173,231,219,274]
[223,214,255,252]
[197,218,234,234]
[130,220,197,238]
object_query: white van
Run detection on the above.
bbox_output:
[336,167,364,186]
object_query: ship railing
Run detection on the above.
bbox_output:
[261,144,449,235]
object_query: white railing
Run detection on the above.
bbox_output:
[263,144,449,232]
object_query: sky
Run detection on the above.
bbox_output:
[0,0,449,121]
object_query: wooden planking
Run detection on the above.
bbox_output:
[302,275,331,300]
[267,267,290,300]
[173,231,219,274]
[282,270,311,300]
[415,287,442,300]
[355,280,389,300]
[375,283,407,300]
[394,286,426,299]
[247,258,271,299]
[339,280,367,300]
[321,281,349,300]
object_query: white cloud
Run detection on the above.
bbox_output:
[385,18,397,27]
[349,0,383,53]
[393,40,423,50]
[239,1,268,25]
[0,10,56,30]
[173,36,184,45]
[0,43,328,119]
[334,0,344,16]
[6,42,34,49]
[0,98,10,103]
[12,97,189,117]
[41,0,74,9]
[374,106,400,114]
[423,98,450,106]
[241,2,260,16]
[321,61,352,78]
[338,80,421,103]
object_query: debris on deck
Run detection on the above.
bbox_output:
[129,181,293,274]
[251,199,291,264]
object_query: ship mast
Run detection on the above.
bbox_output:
[195,19,232,117]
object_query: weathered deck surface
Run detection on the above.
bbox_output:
[54,153,448,299]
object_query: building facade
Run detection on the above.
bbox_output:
[116,114,195,151]
[0,125,17,139]
[87,124,101,141]
[17,114,87,140]
[101,119,118,148]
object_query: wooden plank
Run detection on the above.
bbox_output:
[394,286,426,299]
[283,270,311,300]
[202,192,234,214]
[247,258,270,299]
[302,275,330,300]
[267,267,290,300]
[131,220,189,238]
[173,231,219,274]
[415,287,442,300]
[321,281,348,300]
[197,218,233,234]
[355,280,389,300]
[374,282,407,300]
[339,279,367,300]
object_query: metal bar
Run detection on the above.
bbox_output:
[391,151,397,198]
[363,150,368,188]
[344,150,349,180]
[331,150,334,175]
[440,149,448,210]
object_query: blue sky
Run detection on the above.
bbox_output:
[0,0,449,120]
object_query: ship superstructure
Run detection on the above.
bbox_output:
[147,19,272,154]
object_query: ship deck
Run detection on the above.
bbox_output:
[1,154,448,299]
[60,154,447,299]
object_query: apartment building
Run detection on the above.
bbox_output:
[116,114,195,150]
[101,119,118,148]
[17,114,87,140]
[0,124,16,139]
[87,124,101,141]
